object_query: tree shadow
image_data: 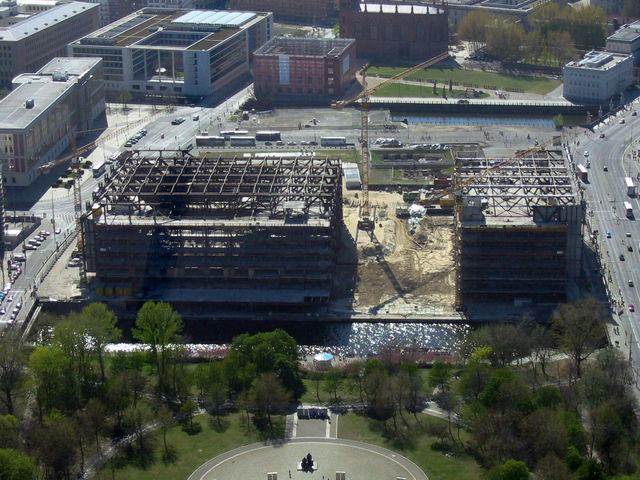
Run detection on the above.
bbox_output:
[120,440,157,470]
[208,416,230,433]
[181,421,202,435]
[162,444,179,465]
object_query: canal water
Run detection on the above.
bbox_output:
[392,114,584,128]
[180,320,471,358]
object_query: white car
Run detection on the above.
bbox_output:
[583,150,589,157]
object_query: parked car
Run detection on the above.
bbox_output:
[629,280,634,287]
[630,304,635,312]
[606,232,612,238]
[68,258,81,267]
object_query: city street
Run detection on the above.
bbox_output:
[568,102,640,378]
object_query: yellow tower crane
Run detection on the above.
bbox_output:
[332,51,450,230]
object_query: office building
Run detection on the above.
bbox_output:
[607,20,640,70]
[0,57,105,186]
[563,51,634,103]
[339,0,448,60]
[0,1,99,88]
[69,8,273,101]
[253,37,356,104]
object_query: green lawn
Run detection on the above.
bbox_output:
[338,412,483,480]
[98,413,281,480]
[367,66,562,95]
[374,83,490,99]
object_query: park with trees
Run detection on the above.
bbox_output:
[458,3,607,66]
[0,297,638,480]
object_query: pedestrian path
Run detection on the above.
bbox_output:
[288,405,338,439]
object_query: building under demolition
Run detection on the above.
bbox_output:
[454,149,584,307]
[82,151,342,312]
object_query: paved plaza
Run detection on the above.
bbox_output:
[188,438,428,480]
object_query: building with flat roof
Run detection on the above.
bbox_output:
[339,0,448,60]
[253,37,356,105]
[0,1,99,88]
[228,0,336,24]
[455,148,583,307]
[607,20,640,69]
[68,8,273,101]
[82,151,342,315]
[563,50,634,103]
[0,56,104,186]
[441,0,546,31]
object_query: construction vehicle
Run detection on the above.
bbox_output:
[332,51,450,230]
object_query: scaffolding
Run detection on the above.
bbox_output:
[82,151,343,307]
[455,149,584,306]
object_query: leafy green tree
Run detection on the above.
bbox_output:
[28,346,73,416]
[576,458,605,480]
[457,360,491,401]
[133,301,183,396]
[52,319,98,403]
[498,460,530,480]
[230,330,304,399]
[0,448,35,480]
[323,368,343,403]
[0,415,19,448]
[428,360,452,392]
[79,302,121,382]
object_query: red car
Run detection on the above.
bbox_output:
[629,304,635,312]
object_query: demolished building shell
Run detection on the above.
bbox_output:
[82,151,342,309]
[455,148,584,306]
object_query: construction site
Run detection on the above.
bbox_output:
[81,151,343,314]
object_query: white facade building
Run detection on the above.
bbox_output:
[563,51,634,103]
[68,8,273,100]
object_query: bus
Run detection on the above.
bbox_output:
[577,164,588,183]
[220,130,249,140]
[195,135,226,147]
[255,131,281,141]
[626,177,636,197]
[624,201,633,218]
[229,136,256,147]
[320,136,347,147]
[92,161,106,177]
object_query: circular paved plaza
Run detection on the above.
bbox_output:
[189,438,427,480]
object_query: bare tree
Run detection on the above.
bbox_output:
[552,297,606,378]
[0,330,26,415]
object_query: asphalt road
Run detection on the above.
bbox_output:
[569,103,640,368]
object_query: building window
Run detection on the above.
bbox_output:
[132,85,140,90]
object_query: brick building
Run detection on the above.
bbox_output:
[339,0,448,60]
[228,0,335,24]
[253,37,356,105]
